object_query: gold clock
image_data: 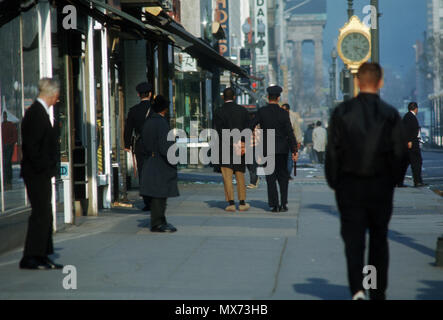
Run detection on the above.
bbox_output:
[337,16,371,73]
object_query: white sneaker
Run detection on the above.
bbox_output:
[352,290,366,300]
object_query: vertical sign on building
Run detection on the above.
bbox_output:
[216,0,230,57]
[255,0,269,68]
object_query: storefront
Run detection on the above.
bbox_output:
[430,94,443,147]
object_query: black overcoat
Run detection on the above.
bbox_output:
[140,113,179,198]
[20,101,58,179]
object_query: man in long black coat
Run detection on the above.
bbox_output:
[124,82,153,210]
[325,63,406,300]
[19,78,62,270]
[252,85,298,213]
[214,88,251,212]
[140,95,178,233]
[398,102,425,187]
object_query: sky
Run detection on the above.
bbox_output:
[323,0,428,76]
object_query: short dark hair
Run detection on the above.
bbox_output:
[316,121,322,126]
[408,102,418,111]
[139,92,151,99]
[357,62,383,87]
[282,103,290,110]
[223,88,235,101]
[152,95,169,113]
[268,94,280,101]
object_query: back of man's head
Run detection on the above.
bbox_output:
[357,62,383,90]
[316,121,322,127]
[223,88,235,102]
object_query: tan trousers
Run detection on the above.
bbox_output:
[221,167,246,202]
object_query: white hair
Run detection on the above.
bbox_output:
[38,78,60,97]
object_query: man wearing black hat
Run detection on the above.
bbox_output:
[252,85,298,212]
[124,82,153,211]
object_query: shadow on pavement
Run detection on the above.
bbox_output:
[204,200,269,211]
[416,280,443,300]
[305,204,436,259]
[293,278,349,300]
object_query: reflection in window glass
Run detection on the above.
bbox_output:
[0,13,28,212]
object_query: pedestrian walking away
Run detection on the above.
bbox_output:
[313,121,327,164]
[140,95,178,233]
[19,78,63,270]
[325,62,407,300]
[252,85,298,213]
[281,103,302,179]
[398,102,426,188]
[124,82,154,211]
[214,88,251,212]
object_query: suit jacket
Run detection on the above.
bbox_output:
[402,111,420,149]
[20,100,58,179]
[252,103,297,155]
[140,113,179,198]
[325,93,406,191]
[214,101,250,171]
[124,100,152,155]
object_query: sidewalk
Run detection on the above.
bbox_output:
[0,161,442,299]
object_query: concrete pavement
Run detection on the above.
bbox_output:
[0,160,442,300]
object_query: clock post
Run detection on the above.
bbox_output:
[337,16,372,97]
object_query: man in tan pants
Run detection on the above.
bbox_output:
[214,88,251,212]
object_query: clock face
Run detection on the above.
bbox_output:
[340,32,370,62]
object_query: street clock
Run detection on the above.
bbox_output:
[337,16,371,73]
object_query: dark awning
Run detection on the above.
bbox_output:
[0,0,36,28]
[142,11,249,78]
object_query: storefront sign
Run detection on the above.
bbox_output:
[254,0,269,68]
[215,0,230,57]
[175,52,197,72]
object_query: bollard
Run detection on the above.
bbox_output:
[436,236,443,267]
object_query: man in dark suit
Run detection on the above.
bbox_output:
[214,88,251,212]
[252,86,298,212]
[398,102,426,187]
[19,78,62,270]
[325,63,406,300]
[124,82,153,211]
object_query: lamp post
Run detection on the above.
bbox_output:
[331,48,338,106]
[370,0,380,63]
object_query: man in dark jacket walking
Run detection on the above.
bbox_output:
[124,82,153,211]
[252,85,298,212]
[398,102,426,187]
[325,63,406,300]
[214,88,251,212]
[19,78,63,270]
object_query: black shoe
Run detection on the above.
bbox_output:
[414,183,427,188]
[19,257,51,270]
[43,257,63,269]
[151,224,177,233]
[279,205,288,212]
[271,206,280,213]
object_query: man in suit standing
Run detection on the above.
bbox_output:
[398,102,426,187]
[124,82,153,211]
[325,63,406,300]
[19,78,62,270]
[253,86,298,213]
[214,88,251,212]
